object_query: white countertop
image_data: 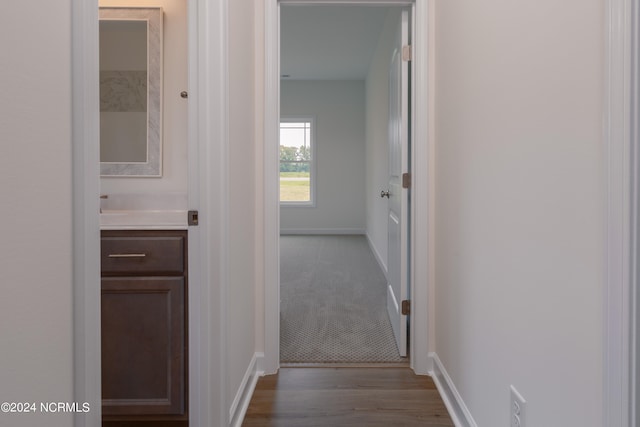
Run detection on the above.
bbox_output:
[100,210,189,230]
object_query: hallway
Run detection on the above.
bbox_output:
[242,367,454,426]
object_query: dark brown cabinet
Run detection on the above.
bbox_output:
[101,230,188,427]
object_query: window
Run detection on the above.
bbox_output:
[280,118,314,205]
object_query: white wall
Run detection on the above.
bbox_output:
[365,9,400,273]
[433,0,604,426]
[228,0,257,413]
[0,2,74,426]
[100,0,188,201]
[280,80,366,233]
[253,0,266,360]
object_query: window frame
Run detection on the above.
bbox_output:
[279,116,316,207]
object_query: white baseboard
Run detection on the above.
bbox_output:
[254,351,265,373]
[366,232,388,278]
[429,352,478,427]
[280,228,365,235]
[229,352,264,427]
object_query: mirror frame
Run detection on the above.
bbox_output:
[99,7,163,177]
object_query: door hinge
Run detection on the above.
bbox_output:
[402,45,412,62]
[402,300,411,315]
[402,172,411,189]
[188,210,199,226]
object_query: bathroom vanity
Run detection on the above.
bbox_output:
[100,226,188,427]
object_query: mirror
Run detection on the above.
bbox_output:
[99,7,163,177]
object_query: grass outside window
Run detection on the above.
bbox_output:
[280,119,314,205]
[280,172,310,202]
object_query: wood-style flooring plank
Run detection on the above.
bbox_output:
[242,368,454,427]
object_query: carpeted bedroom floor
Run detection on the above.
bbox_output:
[280,235,405,363]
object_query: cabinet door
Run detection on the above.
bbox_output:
[101,277,185,416]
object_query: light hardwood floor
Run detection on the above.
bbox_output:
[242,367,455,426]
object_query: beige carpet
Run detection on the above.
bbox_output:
[280,235,404,363]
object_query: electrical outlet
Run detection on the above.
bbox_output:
[510,385,526,427]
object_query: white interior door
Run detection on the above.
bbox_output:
[385,9,410,358]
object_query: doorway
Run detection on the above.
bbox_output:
[278,4,409,364]
[263,0,431,374]
[72,0,228,424]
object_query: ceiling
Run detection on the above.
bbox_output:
[280,6,391,80]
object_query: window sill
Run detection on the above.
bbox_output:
[280,202,315,208]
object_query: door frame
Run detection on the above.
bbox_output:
[71,0,228,425]
[262,0,431,374]
[71,1,101,424]
[604,0,636,426]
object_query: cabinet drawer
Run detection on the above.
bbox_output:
[101,234,185,274]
